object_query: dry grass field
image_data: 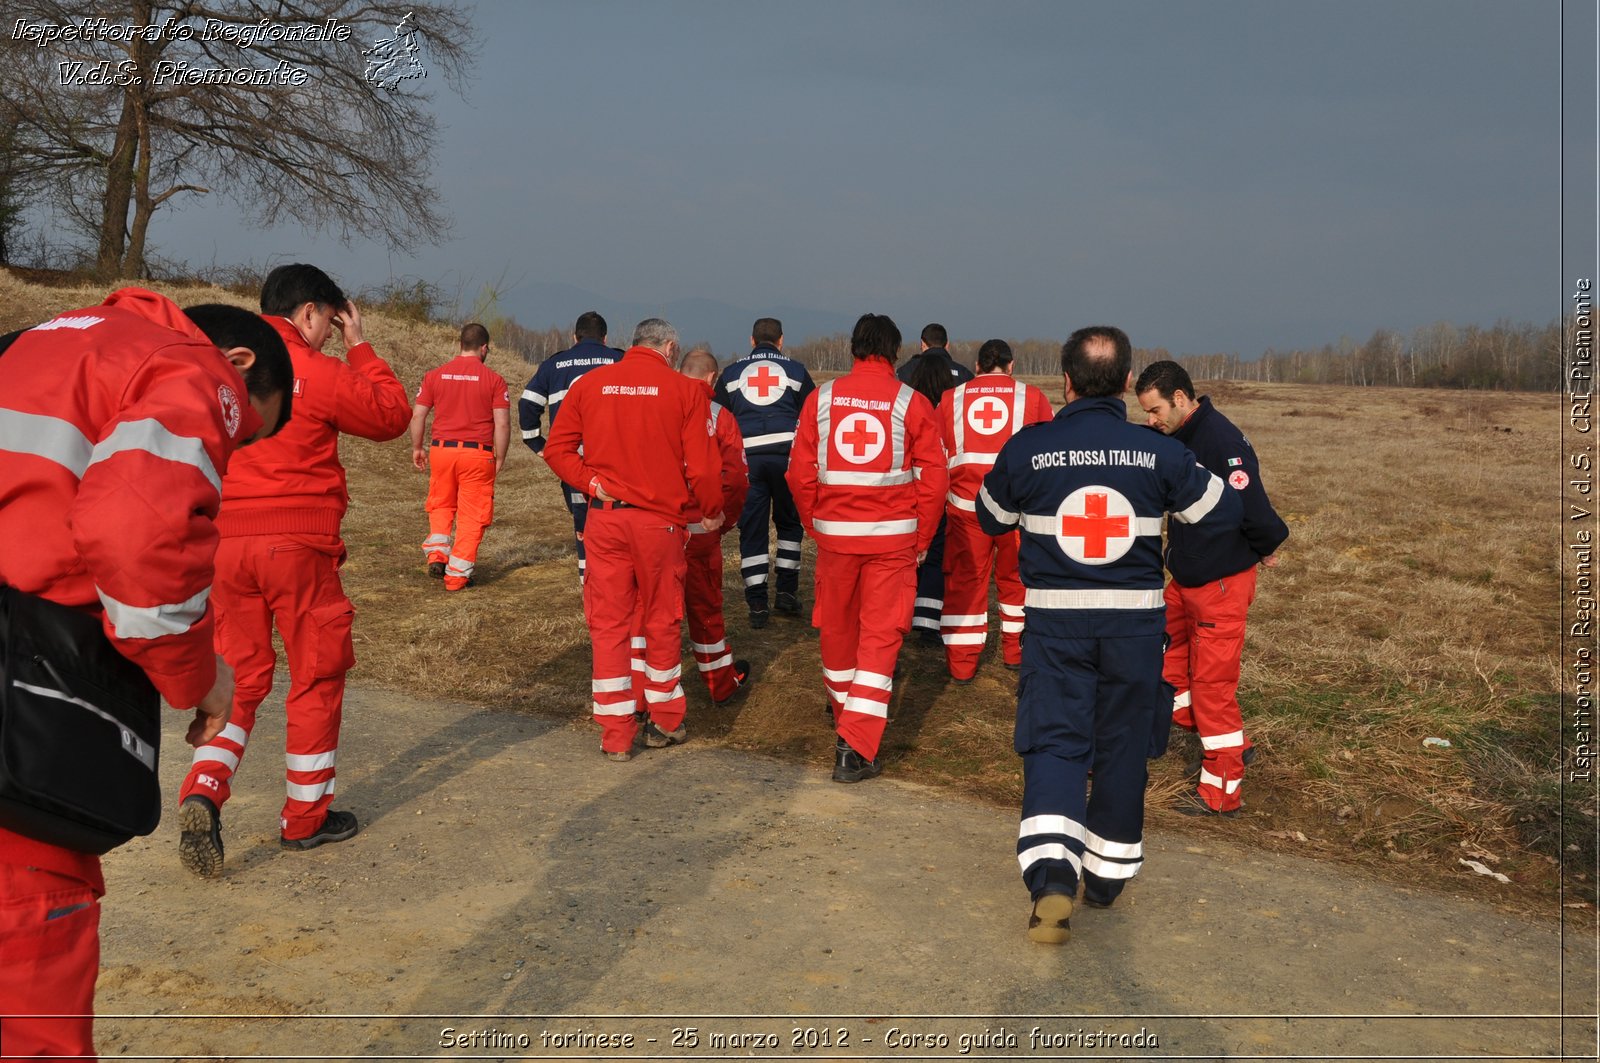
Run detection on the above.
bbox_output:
[1,271,1581,909]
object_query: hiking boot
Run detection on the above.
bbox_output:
[178,794,224,878]
[604,747,635,762]
[774,591,801,617]
[643,719,687,748]
[1081,873,1121,909]
[427,561,446,578]
[748,606,770,629]
[1184,744,1258,779]
[280,809,360,850]
[1027,891,1073,944]
[1172,789,1241,818]
[951,671,976,685]
[713,660,752,705]
[831,738,881,783]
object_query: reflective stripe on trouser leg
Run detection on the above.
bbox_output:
[940,510,995,680]
[562,481,588,583]
[738,458,774,607]
[421,533,451,564]
[911,513,947,631]
[685,532,739,702]
[1163,579,1198,733]
[818,546,915,763]
[443,449,496,590]
[634,515,689,732]
[628,632,648,714]
[583,508,644,752]
[767,453,804,595]
[1177,569,1257,812]
[1015,628,1159,899]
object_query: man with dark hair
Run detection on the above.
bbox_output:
[177,263,411,876]
[518,311,622,582]
[716,316,816,628]
[544,319,724,759]
[938,339,1053,681]
[787,313,947,783]
[410,323,510,591]
[0,288,291,1059]
[1135,359,1287,816]
[977,325,1242,944]
[897,322,975,640]
[626,346,752,708]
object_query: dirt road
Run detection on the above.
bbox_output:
[92,688,1595,1061]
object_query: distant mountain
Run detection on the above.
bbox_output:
[500,281,853,350]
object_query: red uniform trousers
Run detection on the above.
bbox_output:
[0,861,100,1061]
[939,509,1026,679]
[632,531,741,707]
[585,505,688,753]
[179,534,355,840]
[421,444,497,591]
[813,545,916,762]
[1164,566,1258,812]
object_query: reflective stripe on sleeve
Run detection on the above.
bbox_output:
[0,410,94,475]
[89,418,222,495]
[947,492,977,512]
[522,389,545,404]
[1172,473,1226,524]
[978,485,1017,526]
[96,585,209,639]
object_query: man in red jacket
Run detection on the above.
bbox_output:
[410,323,510,591]
[938,339,1054,681]
[786,313,948,782]
[178,264,412,875]
[0,290,292,1061]
[544,318,724,759]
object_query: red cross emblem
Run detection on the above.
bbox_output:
[740,361,786,406]
[966,396,1009,435]
[1054,486,1138,565]
[833,412,886,464]
[1228,469,1250,490]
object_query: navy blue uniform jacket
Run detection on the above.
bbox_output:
[518,339,622,453]
[715,343,815,457]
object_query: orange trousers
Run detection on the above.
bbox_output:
[0,861,100,1060]
[422,445,497,590]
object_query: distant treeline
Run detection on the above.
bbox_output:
[494,315,1565,392]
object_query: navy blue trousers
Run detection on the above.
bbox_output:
[911,514,946,634]
[1014,629,1162,902]
[738,452,802,608]
[560,481,588,580]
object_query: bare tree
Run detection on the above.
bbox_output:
[3,1,476,277]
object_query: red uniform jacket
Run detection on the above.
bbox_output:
[939,373,1053,512]
[0,288,262,883]
[543,346,723,525]
[217,316,410,538]
[690,390,748,536]
[786,357,948,555]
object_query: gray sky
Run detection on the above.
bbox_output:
[83,0,1587,355]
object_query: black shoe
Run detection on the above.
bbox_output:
[178,794,224,878]
[1172,789,1241,818]
[832,738,881,783]
[951,673,976,685]
[1081,873,1121,909]
[280,809,360,850]
[643,719,687,747]
[1003,660,1021,672]
[1184,744,1258,779]
[774,591,801,616]
[917,626,942,648]
[749,607,770,629]
[1027,891,1073,944]
[427,561,445,578]
[713,660,752,705]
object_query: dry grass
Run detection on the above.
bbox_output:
[3,272,1582,909]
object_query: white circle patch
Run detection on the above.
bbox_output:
[218,385,241,437]
[738,360,788,407]
[1054,485,1138,566]
[832,412,886,465]
[965,395,1010,436]
[1228,469,1251,490]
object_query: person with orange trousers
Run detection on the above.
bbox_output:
[937,339,1053,681]
[410,323,510,590]
[177,264,412,875]
[786,313,947,783]
[544,318,724,760]
[0,291,293,1060]
[629,347,753,712]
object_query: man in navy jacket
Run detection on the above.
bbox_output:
[980,328,1241,944]
[1136,360,1288,817]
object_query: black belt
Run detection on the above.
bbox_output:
[591,498,633,510]
[431,439,489,450]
